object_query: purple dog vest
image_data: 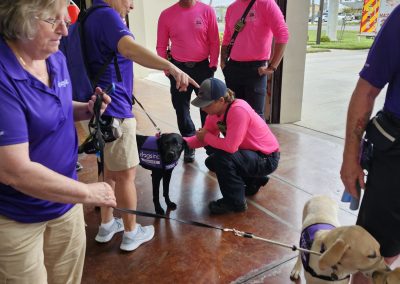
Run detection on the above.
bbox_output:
[300,223,336,268]
[138,136,178,170]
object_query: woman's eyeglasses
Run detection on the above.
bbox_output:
[36,17,71,30]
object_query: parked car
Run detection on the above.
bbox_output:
[338,13,355,21]
[345,14,355,21]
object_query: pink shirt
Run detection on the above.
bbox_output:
[157,1,220,68]
[222,0,289,61]
[185,99,279,154]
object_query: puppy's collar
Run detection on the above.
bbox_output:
[300,223,350,282]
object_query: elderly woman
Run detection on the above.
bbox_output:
[185,78,280,214]
[83,0,199,252]
[0,0,117,282]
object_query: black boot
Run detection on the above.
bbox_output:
[184,145,195,163]
[245,176,270,196]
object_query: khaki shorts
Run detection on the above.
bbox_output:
[0,204,86,284]
[104,117,139,171]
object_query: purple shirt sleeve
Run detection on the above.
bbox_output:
[0,82,28,146]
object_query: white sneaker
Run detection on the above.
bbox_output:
[120,224,155,252]
[95,218,124,243]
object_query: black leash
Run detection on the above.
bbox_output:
[113,207,225,231]
[90,92,106,180]
[133,96,161,135]
[85,84,114,180]
[113,207,321,256]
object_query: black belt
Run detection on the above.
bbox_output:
[171,58,208,68]
[228,59,267,67]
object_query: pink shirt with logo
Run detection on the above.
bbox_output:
[222,0,289,61]
[157,1,220,68]
[185,99,279,154]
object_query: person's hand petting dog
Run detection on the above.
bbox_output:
[195,128,208,142]
[88,87,112,115]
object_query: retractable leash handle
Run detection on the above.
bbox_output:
[93,83,115,180]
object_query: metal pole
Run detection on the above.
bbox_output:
[316,0,325,44]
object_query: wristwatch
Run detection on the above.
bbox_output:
[268,65,277,72]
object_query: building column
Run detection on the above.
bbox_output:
[279,0,309,123]
[128,0,175,78]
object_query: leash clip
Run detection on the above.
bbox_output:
[233,229,253,238]
[222,228,234,232]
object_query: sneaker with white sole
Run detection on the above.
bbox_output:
[95,218,124,243]
[120,224,155,252]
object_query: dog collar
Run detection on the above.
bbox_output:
[300,223,350,282]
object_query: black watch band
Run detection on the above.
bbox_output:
[269,65,277,72]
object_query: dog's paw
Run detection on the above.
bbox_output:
[289,271,300,282]
[166,201,177,210]
[290,256,302,282]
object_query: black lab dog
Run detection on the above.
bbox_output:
[136,133,184,215]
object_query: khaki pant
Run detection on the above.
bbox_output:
[0,204,86,284]
[104,117,139,171]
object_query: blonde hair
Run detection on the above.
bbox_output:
[223,88,235,104]
[0,0,67,40]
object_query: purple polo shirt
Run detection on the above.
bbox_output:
[84,0,135,119]
[359,5,400,118]
[0,36,76,223]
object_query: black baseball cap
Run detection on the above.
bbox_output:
[191,78,227,108]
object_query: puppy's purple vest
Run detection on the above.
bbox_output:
[138,136,178,170]
[300,223,336,277]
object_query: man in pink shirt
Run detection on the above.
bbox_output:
[157,0,220,163]
[221,0,289,118]
[185,78,280,214]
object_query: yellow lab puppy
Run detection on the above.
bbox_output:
[290,195,388,283]
[372,267,400,284]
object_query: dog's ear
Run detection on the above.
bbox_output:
[318,239,349,271]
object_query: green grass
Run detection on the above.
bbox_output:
[307,47,331,53]
[307,30,374,50]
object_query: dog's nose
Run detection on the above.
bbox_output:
[166,152,175,161]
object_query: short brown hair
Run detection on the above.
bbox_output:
[0,0,67,40]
